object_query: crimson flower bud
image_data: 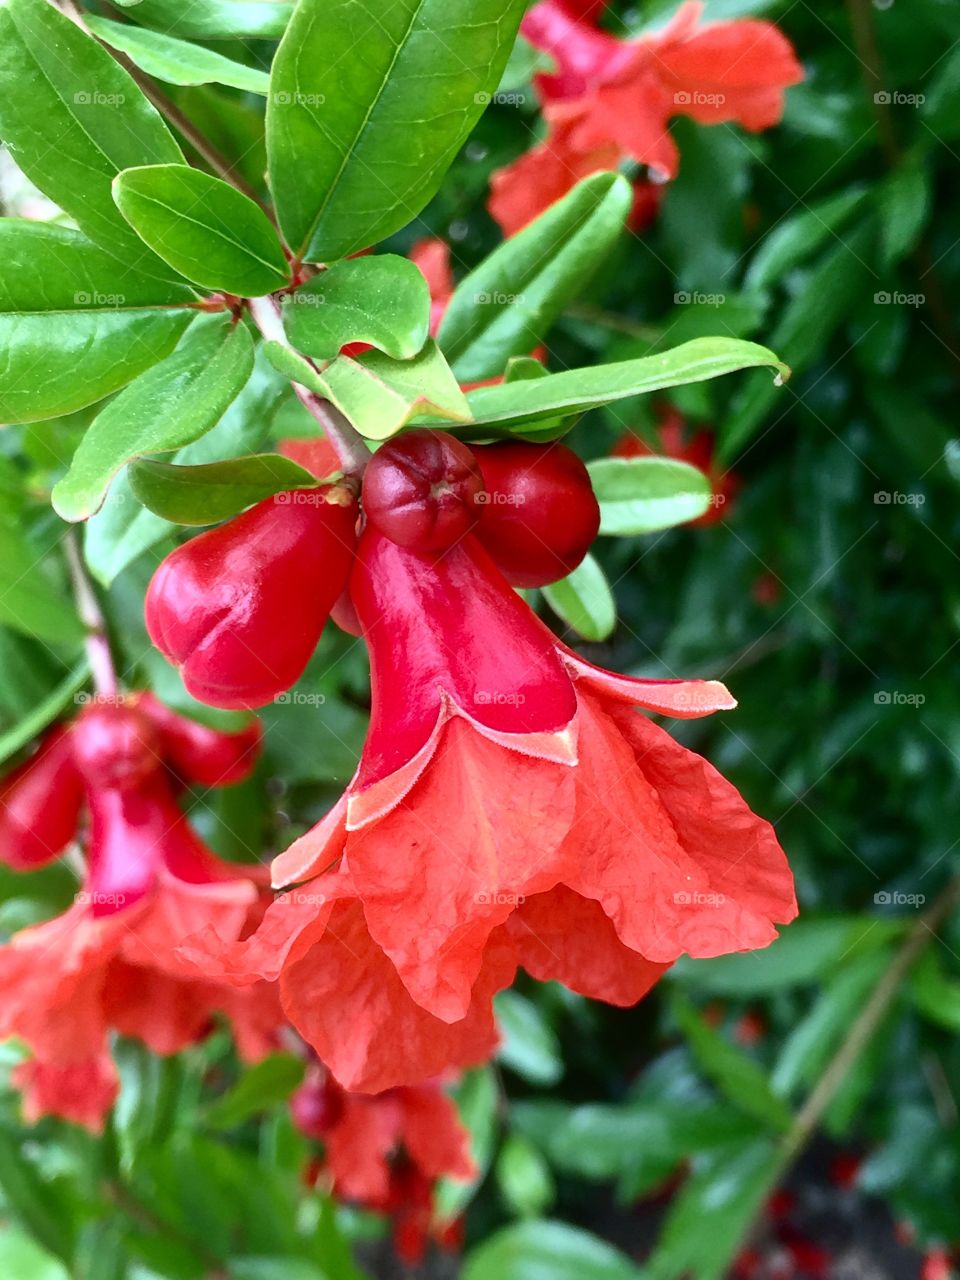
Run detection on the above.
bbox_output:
[362,429,485,552]
[72,703,162,792]
[290,1073,345,1139]
[145,487,359,710]
[469,441,600,587]
[0,727,84,870]
[137,692,262,788]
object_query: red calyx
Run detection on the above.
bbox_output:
[0,726,84,870]
[145,486,358,710]
[361,429,485,553]
[469,441,600,587]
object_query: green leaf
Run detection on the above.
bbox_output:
[495,990,564,1086]
[53,316,255,522]
[673,993,792,1131]
[439,172,632,382]
[744,186,869,292]
[0,663,89,767]
[436,1067,498,1223]
[497,33,555,93]
[647,1138,779,1280]
[542,554,616,642]
[0,221,195,423]
[229,1262,327,1280]
[0,1230,70,1280]
[496,1136,555,1220]
[587,457,712,535]
[268,0,527,262]
[129,454,318,525]
[0,0,184,268]
[463,1221,643,1280]
[114,165,290,297]
[320,343,471,439]
[910,951,960,1032]
[84,345,288,585]
[462,338,789,433]
[85,18,271,94]
[879,163,932,269]
[205,1054,306,1130]
[112,0,293,39]
[0,527,84,646]
[283,255,430,361]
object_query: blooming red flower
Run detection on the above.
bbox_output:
[191,521,795,1093]
[490,0,803,235]
[615,404,739,526]
[0,697,280,1130]
[293,1065,472,1263]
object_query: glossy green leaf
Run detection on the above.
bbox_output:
[114,165,290,296]
[86,18,271,93]
[496,1136,555,1220]
[0,221,195,423]
[463,1221,643,1280]
[0,527,84,646]
[129,454,317,525]
[111,0,293,39]
[462,338,789,432]
[542,554,616,642]
[673,994,792,1131]
[587,457,712,535]
[268,0,526,262]
[319,343,471,440]
[84,347,289,585]
[283,255,430,361]
[495,990,564,1086]
[0,0,184,268]
[53,316,255,522]
[439,172,632,381]
[205,1055,305,1130]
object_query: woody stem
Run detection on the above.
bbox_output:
[64,532,118,699]
[247,294,371,477]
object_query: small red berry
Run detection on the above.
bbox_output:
[470,441,600,588]
[362,429,485,552]
[145,486,358,710]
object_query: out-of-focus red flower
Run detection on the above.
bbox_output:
[615,404,739,526]
[294,1065,472,1263]
[922,1248,954,1280]
[0,697,279,1130]
[192,523,795,1093]
[490,0,803,235]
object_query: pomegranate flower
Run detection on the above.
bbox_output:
[293,1066,472,1263]
[490,0,803,234]
[192,525,795,1093]
[0,697,280,1130]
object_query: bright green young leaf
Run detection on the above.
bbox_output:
[53,316,255,522]
[495,990,564,1087]
[129,454,318,526]
[85,18,271,93]
[462,338,789,433]
[320,344,472,440]
[283,256,430,361]
[0,528,84,647]
[496,1136,555,1220]
[0,221,195,423]
[0,0,184,268]
[205,1055,306,1130]
[463,1220,643,1280]
[542,554,616,642]
[673,994,792,1131]
[0,1228,70,1280]
[268,0,527,262]
[439,172,632,381]
[111,0,293,39]
[114,165,291,297]
[587,457,712,535]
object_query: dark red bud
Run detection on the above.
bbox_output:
[72,703,162,792]
[362,429,485,553]
[470,442,600,588]
[290,1075,345,1139]
[145,487,358,710]
[0,726,84,870]
[137,692,262,788]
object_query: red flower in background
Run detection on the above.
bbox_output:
[490,0,803,234]
[0,696,280,1129]
[615,404,740,526]
[293,1065,472,1263]
[191,518,795,1093]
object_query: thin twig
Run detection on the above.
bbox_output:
[64,532,118,698]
